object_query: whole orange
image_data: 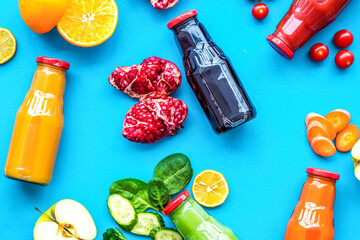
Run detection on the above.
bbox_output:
[19,0,68,34]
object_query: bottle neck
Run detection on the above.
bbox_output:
[30,63,67,97]
[299,174,336,208]
[172,17,210,54]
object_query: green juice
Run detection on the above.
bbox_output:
[168,197,240,240]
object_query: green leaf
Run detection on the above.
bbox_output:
[103,228,127,240]
[153,153,193,195]
[148,178,170,211]
[110,178,158,212]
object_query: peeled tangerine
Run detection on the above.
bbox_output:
[305,113,337,140]
[351,140,360,181]
[325,109,351,133]
[19,0,68,34]
[311,136,336,157]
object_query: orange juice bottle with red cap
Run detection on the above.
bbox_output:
[4,57,69,185]
[284,168,339,240]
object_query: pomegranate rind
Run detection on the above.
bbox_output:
[109,56,182,99]
[150,0,179,10]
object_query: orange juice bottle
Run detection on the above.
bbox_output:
[284,168,339,240]
[4,57,69,185]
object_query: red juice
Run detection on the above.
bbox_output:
[168,10,256,134]
[267,0,351,59]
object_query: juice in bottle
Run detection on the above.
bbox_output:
[163,190,240,240]
[168,10,256,134]
[267,0,351,59]
[284,168,339,240]
[4,57,69,185]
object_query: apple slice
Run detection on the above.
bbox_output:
[352,140,360,181]
[34,199,97,240]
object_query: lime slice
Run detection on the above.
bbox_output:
[0,28,16,64]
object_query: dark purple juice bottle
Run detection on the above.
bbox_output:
[167,10,256,134]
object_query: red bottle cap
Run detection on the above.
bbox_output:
[266,35,295,60]
[36,56,70,70]
[162,190,190,215]
[307,167,340,180]
[167,10,198,29]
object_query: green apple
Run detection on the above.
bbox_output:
[351,140,360,181]
[34,199,97,240]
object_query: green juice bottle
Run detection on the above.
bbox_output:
[163,190,240,240]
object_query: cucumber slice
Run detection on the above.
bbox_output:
[130,212,165,236]
[150,227,183,240]
[108,194,138,231]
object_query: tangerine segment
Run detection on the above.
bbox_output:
[311,136,336,157]
[0,28,16,64]
[335,124,359,152]
[57,0,118,47]
[307,120,330,144]
[192,170,229,207]
[325,109,351,133]
[305,113,337,140]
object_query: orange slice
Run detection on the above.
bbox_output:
[0,28,16,64]
[192,170,229,207]
[57,0,118,47]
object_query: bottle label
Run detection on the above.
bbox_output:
[298,202,325,228]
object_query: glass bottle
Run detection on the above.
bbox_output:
[163,190,240,240]
[4,56,69,185]
[267,0,350,59]
[284,168,339,240]
[168,10,256,134]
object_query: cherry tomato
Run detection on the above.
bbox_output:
[335,50,354,69]
[333,30,353,48]
[252,3,269,20]
[309,43,329,62]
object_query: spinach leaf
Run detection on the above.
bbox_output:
[153,153,193,195]
[110,178,157,212]
[103,228,127,240]
[148,178,170,211]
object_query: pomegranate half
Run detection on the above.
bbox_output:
[109,56,181,98]
[123,96,188,143]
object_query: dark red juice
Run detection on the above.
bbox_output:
[168,10,256,134]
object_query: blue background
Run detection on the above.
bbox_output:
[0,0,359,239]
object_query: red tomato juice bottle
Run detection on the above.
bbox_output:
[267,0,351,59]
[284,168,339,240]
[168,10,256,134]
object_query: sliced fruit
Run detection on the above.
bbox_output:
[311,136,336,157]
[325,109,351,133]
[0,28,16,64]
[150,227,183,240]
[307,120,330,144]
[108,194,137,231]
[305,113,336,140]
[33,199,97,240]
[335,124,359,152]
[130,212,164,236]
[57,0,118,47]
[19,0,68,34]
[352,140,360,181]
[192,170,229,207]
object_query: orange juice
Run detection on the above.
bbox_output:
[284,168,339,240]
[4,57,69,185]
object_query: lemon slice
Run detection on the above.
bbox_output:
[57,0,118,47]
[192,170,229,207]
[0,28,16,64]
